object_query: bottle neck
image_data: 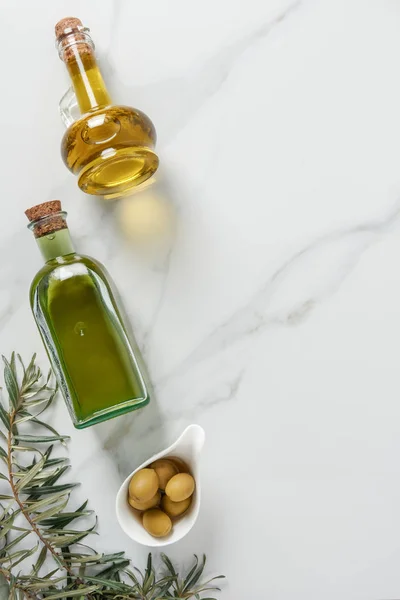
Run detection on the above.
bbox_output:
[65,51,111,114]
[36,229,75,263]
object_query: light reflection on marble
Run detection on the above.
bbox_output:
[2,0,400,597]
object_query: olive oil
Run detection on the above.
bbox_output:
[26,201,150,429]
[55,17,158,199]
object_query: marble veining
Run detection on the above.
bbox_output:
[1,0,400,598]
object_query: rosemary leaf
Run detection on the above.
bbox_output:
[25,492,69,512]
[43,584,101,599]
[31,545,47,576]
[15,453,47,491]
[14,435,70,444]
[9,543,39,570]
[39,509,92,529]
[182,554,206,592]
[2,357,19,410]
[74,574,129,591]
[23,576,66,590]
[22,483,78,497]
[30,418,67,446]
[2,531,31,553]
[0,547,36,563]
[44,465,71,487]
[0,572,9,600]
[42,458,68,469]
[183,554,199,589]
[96,559,131,579]
[45,531,93,548]
[0,402,10,431]
[32,498,70,523]
[161,553,177,576]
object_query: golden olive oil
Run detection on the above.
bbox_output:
[56,17,158,199]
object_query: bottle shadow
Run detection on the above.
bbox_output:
[115,171,178,262]
[91,389,168,481]
[90,165,178,270]
[90,276,169,479]
[64,166,180,478]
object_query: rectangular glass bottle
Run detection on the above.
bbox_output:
[26,200,150,429]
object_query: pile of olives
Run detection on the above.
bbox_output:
[128,457,195,538]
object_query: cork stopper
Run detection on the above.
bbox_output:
[55,17,83,39]
[55,16,94,62]
[25,201,67,238]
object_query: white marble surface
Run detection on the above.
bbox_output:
[2,0,400,597]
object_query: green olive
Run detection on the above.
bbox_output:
[165,473,195,502]
[167,456,189,473]
[129,468,159,502]
[128,491,161,511]
[142,509,172,537]
[150,459,178,490]
[161,494,191,518]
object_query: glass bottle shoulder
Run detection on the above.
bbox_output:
[29,253,109,306]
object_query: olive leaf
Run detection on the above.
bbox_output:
[0,354,224,599]
[0,572,8,600]
[2,355,19,410]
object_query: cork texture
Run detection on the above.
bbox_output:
[55,17,83,39]
[25,201,67,238]
[25,201,61,222]
[55,16,94,62]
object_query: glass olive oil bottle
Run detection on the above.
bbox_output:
[55,17,159,199]
[26,201,150,429]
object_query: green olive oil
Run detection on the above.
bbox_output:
[26,201,150,429]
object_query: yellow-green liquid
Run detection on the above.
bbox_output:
[49,274,142,419]
[62,51,158,199]
[31,250,149,428]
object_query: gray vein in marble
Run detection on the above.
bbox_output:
[102,369,244,468]
[101,1,301,144]
[102,193,390,454]
[0,0,300,331]
[151,369,244,438]
[159,200,400,384]
[141,247,173,354]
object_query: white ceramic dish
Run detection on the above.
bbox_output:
[115,424,205,547]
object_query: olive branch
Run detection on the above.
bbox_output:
[0,353,224,599]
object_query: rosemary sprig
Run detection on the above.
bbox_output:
[0,353,224,599]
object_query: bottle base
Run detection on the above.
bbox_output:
[73,395,150,429]
[78,146,159,199]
